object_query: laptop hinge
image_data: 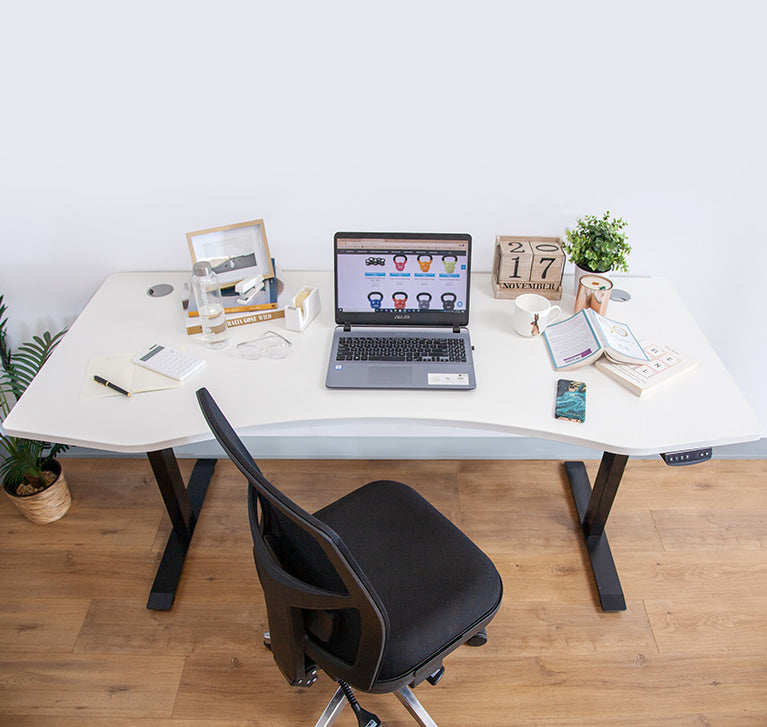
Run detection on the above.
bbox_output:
[343,323,352,332]
[453,325,461,334]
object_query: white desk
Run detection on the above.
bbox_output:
[4,271,762,610]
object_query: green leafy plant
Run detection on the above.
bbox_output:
[1,293,69,495]
[563,211,631,273]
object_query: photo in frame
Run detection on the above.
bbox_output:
[186,219,275,287]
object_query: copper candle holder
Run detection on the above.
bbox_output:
[575,274,613,315]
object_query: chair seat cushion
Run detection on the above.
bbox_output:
[315,480,502,684]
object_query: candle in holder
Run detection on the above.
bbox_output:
[575,274,613,315]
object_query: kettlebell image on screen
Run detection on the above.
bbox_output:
[442,254,457,273]
[393,254,408,271]
[368,291,384,310]
[417,254,433,272]
[441,292,457,311]
[417,292,432,309]
[392,291,408,309]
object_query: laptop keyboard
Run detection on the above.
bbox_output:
[336,336,466,362]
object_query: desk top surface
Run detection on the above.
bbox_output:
[3,271,762,455]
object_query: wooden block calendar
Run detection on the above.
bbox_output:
[491,235,565,300]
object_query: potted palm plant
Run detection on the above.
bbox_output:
[563,211,631,293]
[1,293,71,523]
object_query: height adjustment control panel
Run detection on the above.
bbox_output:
[660,448,713,466]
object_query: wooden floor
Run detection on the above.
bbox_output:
[1,457,766,726]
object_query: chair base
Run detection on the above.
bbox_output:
[394,686,439,727]
[315,685,438,727]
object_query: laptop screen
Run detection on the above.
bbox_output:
[334,232,472,328]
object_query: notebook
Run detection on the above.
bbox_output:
[325,232,476,390]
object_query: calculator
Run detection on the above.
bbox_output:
[132,344,206,381]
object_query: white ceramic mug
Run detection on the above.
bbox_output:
[512,294,561,337]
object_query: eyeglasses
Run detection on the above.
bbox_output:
[237,330,292,360]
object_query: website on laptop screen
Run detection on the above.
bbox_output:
[334,234,471,325]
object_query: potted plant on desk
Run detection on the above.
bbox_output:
[1,294,71,524]
[563,211,631,293]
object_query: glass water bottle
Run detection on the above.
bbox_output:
[191,261,229,349]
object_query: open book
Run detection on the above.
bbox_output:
[542,308,649,370]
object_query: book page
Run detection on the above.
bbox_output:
[542,311,602,369]
[589,310,648,362]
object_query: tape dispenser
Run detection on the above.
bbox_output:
[284,286,321,332]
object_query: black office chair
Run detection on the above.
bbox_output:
[196,388,503,727]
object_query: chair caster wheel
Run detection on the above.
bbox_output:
[466,629,487,647]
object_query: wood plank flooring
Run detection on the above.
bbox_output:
[1,457,766,726]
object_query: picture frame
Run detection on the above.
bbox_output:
[186,219,275,287]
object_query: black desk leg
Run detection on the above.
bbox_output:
[565,453,629,612]
[146,450,216,610]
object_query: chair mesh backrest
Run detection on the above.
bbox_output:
[195,388,387,689]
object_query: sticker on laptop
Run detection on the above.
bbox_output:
[428,373,470,386]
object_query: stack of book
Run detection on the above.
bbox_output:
[183,261,292,335]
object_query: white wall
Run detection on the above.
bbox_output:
[2,3,766,433]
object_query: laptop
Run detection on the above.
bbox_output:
[325,232,476,390]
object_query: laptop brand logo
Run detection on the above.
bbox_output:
[394,314,411,320]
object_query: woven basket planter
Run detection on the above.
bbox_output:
[3,459,71,524]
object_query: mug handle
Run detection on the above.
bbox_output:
[546,305,562,325]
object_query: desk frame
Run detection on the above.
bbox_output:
[141,447,639,613]
[145,450,216,610]
[566,454,629,611]
[144,448,630,612]
[142,448,637,613]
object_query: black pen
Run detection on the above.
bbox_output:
[93,375,131,397]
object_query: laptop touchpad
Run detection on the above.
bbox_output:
[368,366,413,386]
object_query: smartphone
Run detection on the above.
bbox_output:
[555,379,587,423]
